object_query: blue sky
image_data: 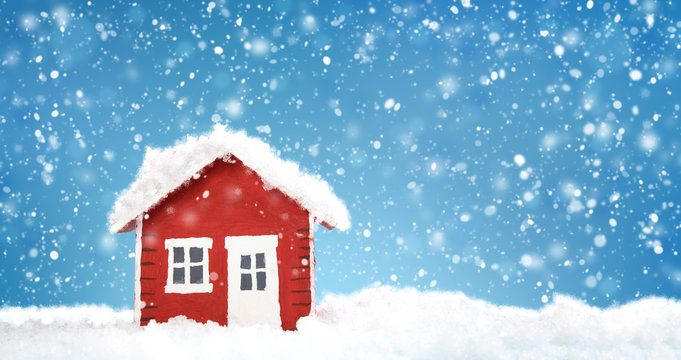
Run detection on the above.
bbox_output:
[1,0,680,309]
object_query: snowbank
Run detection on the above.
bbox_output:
[2,287,680,359]
[108,124,350,233]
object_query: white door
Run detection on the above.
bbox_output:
[225,235,280,327]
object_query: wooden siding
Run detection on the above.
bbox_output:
[136,156,312,330]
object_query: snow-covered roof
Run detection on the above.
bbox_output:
[108,124,350,233]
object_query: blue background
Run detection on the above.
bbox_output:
[1,0,680,309]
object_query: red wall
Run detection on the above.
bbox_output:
[137,156,314,330]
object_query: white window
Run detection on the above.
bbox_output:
[239,252,267,291]
[164,237,213,294]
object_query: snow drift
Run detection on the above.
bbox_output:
[2,287,680,359]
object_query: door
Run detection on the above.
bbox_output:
[225,235,280,327]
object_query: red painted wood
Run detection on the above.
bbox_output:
[137,155,312,330]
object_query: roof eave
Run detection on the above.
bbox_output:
[112,219,136,234]
[320,220,335,230]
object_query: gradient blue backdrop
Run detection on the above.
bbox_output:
[1,0,680,309]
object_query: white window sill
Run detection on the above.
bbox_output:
[165,283,213,294]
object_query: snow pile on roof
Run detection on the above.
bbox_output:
[108,124,350,233]
[2,287,681,359]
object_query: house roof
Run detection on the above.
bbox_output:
[108,124,351,233]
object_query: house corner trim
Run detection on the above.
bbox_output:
[133,215,142,324]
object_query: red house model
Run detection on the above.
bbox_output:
[108,125,350,330]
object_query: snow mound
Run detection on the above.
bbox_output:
[2,287,680,359]
[108,124,350,233]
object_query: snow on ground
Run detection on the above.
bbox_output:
[2,287,680,359]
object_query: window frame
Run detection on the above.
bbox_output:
[164,237,213,294]
[239,252,267,291]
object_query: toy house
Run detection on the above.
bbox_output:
[108,125,350,330]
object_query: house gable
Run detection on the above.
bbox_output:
[144,155,309,237]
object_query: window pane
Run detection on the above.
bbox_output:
[189,247,203,263]
[240,255,251,269]
[240,273,252,290]
[173,267,185,284]
[256,271,266,290]
[190,265,203,284]
[173,247,184,263]
[255,253,266,269]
